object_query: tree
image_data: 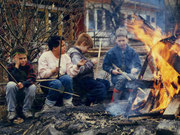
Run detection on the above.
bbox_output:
[84,0,125,46]
[164,0,180,33]
[0,0,84,63]
[107,0,125,30]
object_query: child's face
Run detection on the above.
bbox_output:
[115,36,128,49]
[14,54,27,66]
[55,40,66,55]
[80,45,91,53]
[60,40,67,54]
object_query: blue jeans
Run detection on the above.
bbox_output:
[75,77,110,105]
[41,75,73,106]
[6,81,36,112]
[112,73,136,91]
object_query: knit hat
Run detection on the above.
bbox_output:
[115,27,128,38]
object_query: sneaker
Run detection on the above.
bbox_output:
[63,98,74,107]
[7,111,16,120]
[34,104,52,118]
[23,111,33,118]
[41,104,52,112]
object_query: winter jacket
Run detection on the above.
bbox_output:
[67,47,94,79]
[103,44,141,82]
[7,61,36,87]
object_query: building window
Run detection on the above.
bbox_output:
[88,10,95,30]
[151,17,155,23]
[50,12,58,27]
[105,10,111,30]
[146,15,150,24]
[97,10,103,30]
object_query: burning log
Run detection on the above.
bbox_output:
[128,109,164,118]
[160,33,180,45]
[163,94,180,118]
[127,14,180,116]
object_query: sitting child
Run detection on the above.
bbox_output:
[103,27,142,102]
[38,35,85,111]
[6,47,36,120]
[67,33,110,106]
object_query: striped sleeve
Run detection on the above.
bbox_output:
[22,62,37,87]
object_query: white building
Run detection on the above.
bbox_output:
[84,0,165,47]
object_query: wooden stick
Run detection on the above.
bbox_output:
[0,61,18,84]
[39,85,80,97]
[0,62,79,97]
[40,124,50,135]
[22,124,34,135]
[112,64,146,94]
[1,81,80,97]
[112,64,131,80]
[0,82,8,86]
[58,37,63,78]
[95,39,102,79]
[36,79,56,82]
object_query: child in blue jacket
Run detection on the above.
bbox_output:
[103,27,142,102]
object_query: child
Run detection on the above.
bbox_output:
[6,47,36,120]
[103,27,142,102]
[67,33,110,106]
[38,35,85,110]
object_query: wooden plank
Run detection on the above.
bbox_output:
[128,109,164,118]
[163,95,180,118]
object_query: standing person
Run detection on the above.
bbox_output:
[6,47,36,120]
[67,33,110,106]
[38,35,85,110]
[103,27,142,102]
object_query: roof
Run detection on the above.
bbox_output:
[130,0,165,8]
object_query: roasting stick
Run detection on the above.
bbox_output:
[112,63,146,94]
[39,85,80,97]
[0,62,18,84]
[36,78,56,82]
[95,39,102,79]
[0,62,80,97]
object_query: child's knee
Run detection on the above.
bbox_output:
[7,82,16,88]
[6,82,17,92]
[63,75,73,84]
[50,80,62,88]
[28,85,36,96]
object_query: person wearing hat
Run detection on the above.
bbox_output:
[6,47,37,120]
[103,27,142,102]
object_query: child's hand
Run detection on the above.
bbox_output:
[17,82,24,89]
[77,59,87,68]
[14,54,20,68]
[112,69,121,75]
[51,67,59,75]
[91,58,98,64]
[131,68,138,74]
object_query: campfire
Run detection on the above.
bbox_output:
[127,15,180,116]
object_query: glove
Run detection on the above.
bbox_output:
[131,68,138,74]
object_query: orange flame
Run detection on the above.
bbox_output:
[128,15,180,111]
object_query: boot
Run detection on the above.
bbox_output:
[34,104,52,118]
[23,111,33,118]
[111,88,122,102]
[7,111,16,120]
[63,97,74,107]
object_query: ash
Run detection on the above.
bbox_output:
[0,104,179,135]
